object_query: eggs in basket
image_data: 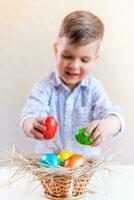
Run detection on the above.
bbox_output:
[37,149,95,199]
[39,150,86,169]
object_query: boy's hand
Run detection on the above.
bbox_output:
[84,115,121,147]
[24,117,46,140]
[84,120,106,147]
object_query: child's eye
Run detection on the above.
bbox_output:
[62,54,72,59]
[81,59,90,63]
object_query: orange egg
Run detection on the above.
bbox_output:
[64,154,85,169]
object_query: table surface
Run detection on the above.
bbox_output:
[0,165,134,200]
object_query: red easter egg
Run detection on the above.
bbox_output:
[42,116,58,139]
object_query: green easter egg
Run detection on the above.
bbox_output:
[75,127,95,145]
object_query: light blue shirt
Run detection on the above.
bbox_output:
[21,71,125,158]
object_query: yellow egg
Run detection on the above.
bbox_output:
[58,150,73,163]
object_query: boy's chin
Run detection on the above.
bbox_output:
[60,77,81,89]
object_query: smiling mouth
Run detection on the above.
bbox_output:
[65,71,80,76]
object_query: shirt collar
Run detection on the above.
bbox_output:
[80,76,89,88]
[54,70,63,87]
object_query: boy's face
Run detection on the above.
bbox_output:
[54,37,100,90]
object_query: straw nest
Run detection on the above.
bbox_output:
[0,146,110,200]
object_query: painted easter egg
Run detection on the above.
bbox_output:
[58,150,73,163]
[64,154,85,169]
[75,127,94,145]
[42,116,59,139]
[39,152,60,168]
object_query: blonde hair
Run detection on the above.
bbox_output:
[58,10,104,45]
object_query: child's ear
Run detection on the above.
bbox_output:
[53,42,58,57]
[95,53,100,61]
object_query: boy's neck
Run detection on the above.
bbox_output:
[60,77,81,91]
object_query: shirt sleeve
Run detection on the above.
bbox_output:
[91,78,125,135]
[20,78,50,128]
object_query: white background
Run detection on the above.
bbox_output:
[0,0,133,163]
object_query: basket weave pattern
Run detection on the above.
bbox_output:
[39,171,92,199]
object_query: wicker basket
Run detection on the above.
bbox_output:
[3,148,104,200]
[36,170,93,200]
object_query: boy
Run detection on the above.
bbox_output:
[21,10,125,157]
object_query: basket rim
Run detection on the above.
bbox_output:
[35,167,95,179]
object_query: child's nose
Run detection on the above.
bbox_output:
[70,59,80,69]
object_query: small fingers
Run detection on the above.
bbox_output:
[84,122,104,146]
[90,124,102,141]
[90,135,103,147]
[33,121,46,133]
[30,128,44,140]
[85,121,99,135]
